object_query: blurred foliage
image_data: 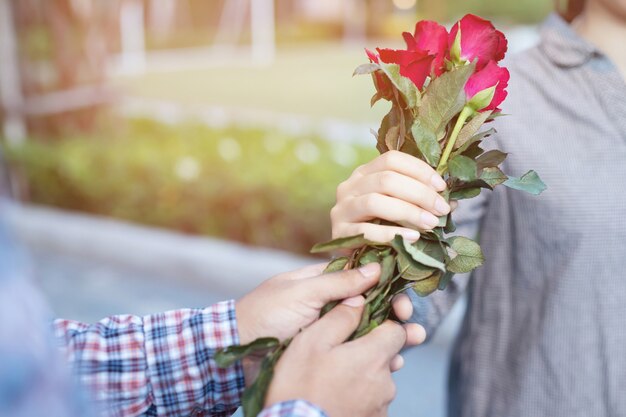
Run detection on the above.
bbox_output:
[4,118,376,255]
[441,0,552,24]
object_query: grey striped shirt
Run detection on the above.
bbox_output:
[410,13,626,417]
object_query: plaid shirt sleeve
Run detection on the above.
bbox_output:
[257,400,328,417]
[54,300,245,417]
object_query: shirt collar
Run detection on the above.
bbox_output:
[540,13,598,68]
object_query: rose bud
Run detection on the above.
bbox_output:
[449,14,508,70]
[464,61,510,112]
[402,20,449,76]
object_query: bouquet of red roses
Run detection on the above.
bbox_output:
[217,14,545,416]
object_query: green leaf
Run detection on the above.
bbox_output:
[399,134,421,158]
[412,271,442,297]
[467,86,496,112]
[446,236,484,274]
[365,255,396,303]
[214,337,280,368]
[353,63,380,76]
[241,347,284,417]
[324,257,349,273]
[448,155,477,182]
[371,91,383,107]
[376,107,398,153]
[462,142,484,159]
[450,26,462,62]
[378,62,420,108]
[503,170,547,195]
[444,212,456,233]
[359,249,380,265]
[392,235,446,273]
[438,271,455,291]
[480,167,508,189]
[384,125,402,151]
[417,64,475,137]
[397,238,445,281]
[411,119,440,167]
[454,110,493,151]
[311,234,381,253]
[450,187,481,200]
[476,150,508,171]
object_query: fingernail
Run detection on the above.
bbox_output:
[401,230,420,242]
[430,174,447,191]
[359,262,380,278]
[342,296,365,307]
[434,198,450,215]
[421,212,439,228]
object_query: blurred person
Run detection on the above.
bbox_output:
[330,0,626,416]
[0,207,425,417]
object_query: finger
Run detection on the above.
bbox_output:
[391,293,413,321]
[344,170,450,216]
[303,296,365,348]
[351,151,446,192]
[450,200,459,212]
[333,222,419,244]
[335,193,440,230]
[303,263,381,304]
[353,320,407,361]
[277,263,327,281]
[404,323,426,347]
[390,354,404,372]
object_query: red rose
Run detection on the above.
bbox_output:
[402,20,448,76]
[464,61,510,112]
[449,14,507,70]
[376,47,435,90]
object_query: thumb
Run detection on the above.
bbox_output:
[305,263,381,305]
[302,296,365,349]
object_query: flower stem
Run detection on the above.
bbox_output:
[436,105,474,175]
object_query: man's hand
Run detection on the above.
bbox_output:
[235,263,424,383]
[265,296,421,417]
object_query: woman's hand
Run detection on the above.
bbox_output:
[332,150,452,243]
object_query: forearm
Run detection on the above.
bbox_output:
[54,300,245,417]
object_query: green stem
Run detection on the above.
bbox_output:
[436,105,474,175]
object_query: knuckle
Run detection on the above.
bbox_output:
[382,150,401,167]
[362,193,380,214]
[378,171,396,191]
[330,204,341,222]
[353,164,367,176]
[336,180,348,200]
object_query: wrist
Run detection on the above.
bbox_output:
[235,297,257,346]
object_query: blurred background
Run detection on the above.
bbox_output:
[0,1,552,416]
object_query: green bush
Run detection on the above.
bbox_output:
[4,118,376,255]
